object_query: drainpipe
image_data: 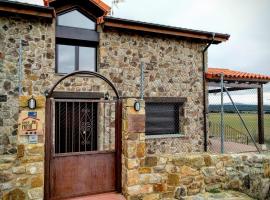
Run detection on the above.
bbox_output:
[140,62,145,100]
[202,33,215,152]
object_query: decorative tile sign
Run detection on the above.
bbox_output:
[19,110,44,135]
[0,95,7,102]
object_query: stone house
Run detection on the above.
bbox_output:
[9,0,270,200]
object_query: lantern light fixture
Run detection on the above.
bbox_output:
[28,96,36,110]
[134,101,141,112]
[105,92,110,100]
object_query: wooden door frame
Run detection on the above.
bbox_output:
[44,71,122,200]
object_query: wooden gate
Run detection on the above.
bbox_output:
[44,71,122,200]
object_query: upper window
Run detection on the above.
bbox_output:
[145,102,182,136]
[57,45,96,73]
[56,9,98,74]
[57,10,96,30]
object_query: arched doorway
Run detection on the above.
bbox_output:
[44,71,122,200]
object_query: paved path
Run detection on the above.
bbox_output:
[209,138,258,153]
[181,190,255,200]
[66,191,254,200]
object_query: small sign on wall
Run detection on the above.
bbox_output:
[29,135,38,144]
[19,110,44,135]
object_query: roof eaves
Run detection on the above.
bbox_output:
[206,68,270,83]
[90,0,110,14]
[47,0,110,15]
[0,0,54,19]
[103,16,230,44]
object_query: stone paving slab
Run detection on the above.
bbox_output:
[183,190,255,200]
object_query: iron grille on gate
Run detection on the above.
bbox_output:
[55,100,98,153]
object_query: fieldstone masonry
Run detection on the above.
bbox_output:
[99,29,206,154]
[122,98,147,198]
[0,95,45,199]
[0,15,53,199]
[1,13,207,198]
[122,99,270,200]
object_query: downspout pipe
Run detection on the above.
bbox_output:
[202,33,215,152]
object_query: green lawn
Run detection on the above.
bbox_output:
[209,113,270,146]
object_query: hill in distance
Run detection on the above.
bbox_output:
[209,104,270,113]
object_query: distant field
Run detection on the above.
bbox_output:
[209,113,270,146]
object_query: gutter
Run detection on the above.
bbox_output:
[202,33,215,152]
[103,16,229,44]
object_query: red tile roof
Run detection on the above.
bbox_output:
[90,0,111,14]
[206,68,270,82]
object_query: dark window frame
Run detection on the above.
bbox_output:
[56,7,97,31]
[56,44,97,73]
[55,8,98,74]
[145,97,186,136]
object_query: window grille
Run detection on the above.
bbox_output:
[54,101,98,153]
[145,102,182,135]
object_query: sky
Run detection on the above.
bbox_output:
[12,0,270,104]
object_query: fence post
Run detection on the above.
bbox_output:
[220,73,225,154]
[258,85,265,145]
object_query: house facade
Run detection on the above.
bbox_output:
[0,0,231,199]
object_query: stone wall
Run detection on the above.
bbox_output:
[1,12,207,199]
[122,98,270,200]
[0,15,54,199]
[0,16,206,155]
[122,99,146,198]
[0,14,54,153]
[99,29,206,154]
[143,153,270,200]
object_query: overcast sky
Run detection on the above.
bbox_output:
[14,0,270,104]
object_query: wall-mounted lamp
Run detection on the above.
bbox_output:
[28,96,36,109]
[105,92,110,100]
[134,101,141,112]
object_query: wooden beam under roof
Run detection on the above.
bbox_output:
[0,0,54,19]
[208,81,262,89]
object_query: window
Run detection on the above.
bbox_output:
[145,102,182,136]
[56,9,98,73]
[58,10,95,30]
[57,45,96,73]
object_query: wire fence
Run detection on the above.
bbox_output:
[207,86,266,153]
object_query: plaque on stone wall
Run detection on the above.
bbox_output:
[18,110,44,135]
[0,95,7,102]
[29,135,38,144]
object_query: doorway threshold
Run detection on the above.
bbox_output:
[65,192,126,200]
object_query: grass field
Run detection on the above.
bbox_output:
[209,113,270,146]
